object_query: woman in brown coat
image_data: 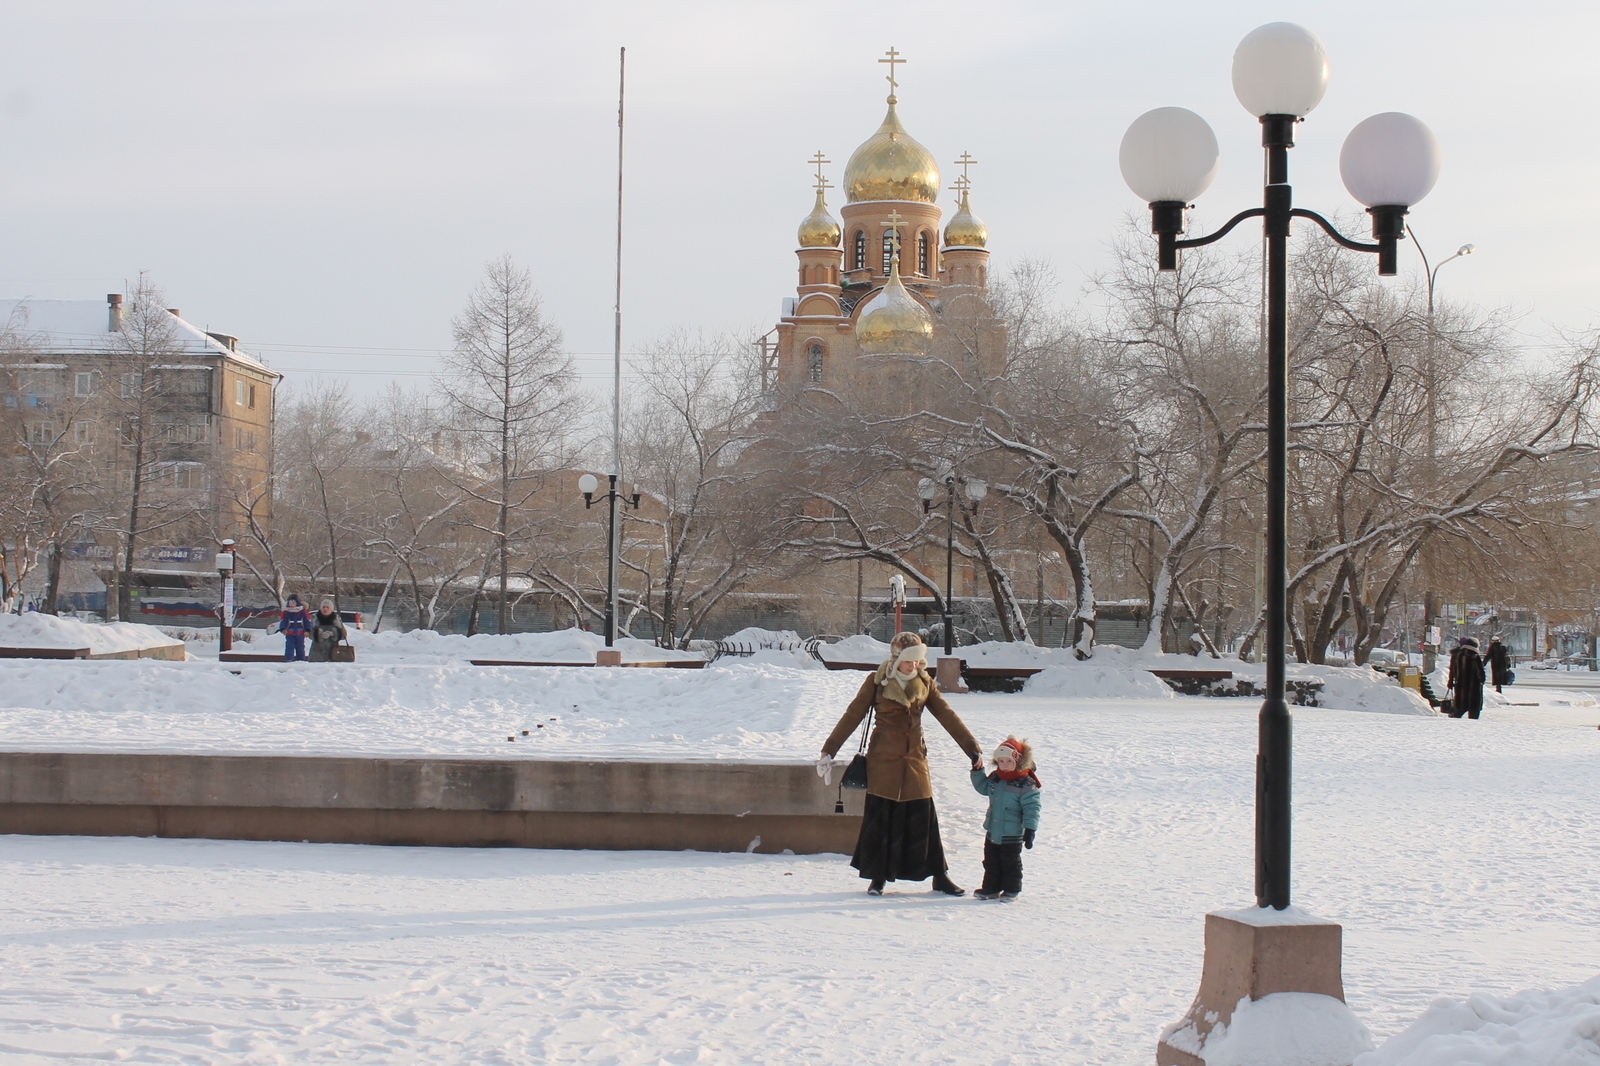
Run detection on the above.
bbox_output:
[820,632,982,896]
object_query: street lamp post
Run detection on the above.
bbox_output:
[1126,23,1443,1063]
[1412,234,1474,675]
[918,472,987,691]
[579,472,640,664]
[216,539,235,654]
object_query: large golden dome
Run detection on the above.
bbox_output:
[856,253,933,355]
[943,188,987,248]
[797,188,841,247]
[844,100,940,204]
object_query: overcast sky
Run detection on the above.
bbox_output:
[0,1,1592,399]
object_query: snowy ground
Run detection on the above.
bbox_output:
[3,674,1599,1063]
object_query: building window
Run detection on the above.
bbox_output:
[248,383,258,409]
[75,372,94,397]
[853,230,866,270]
[74,421,96,445]
[25,421,55,444]
[882,233,896,275]
[121,373,140,399]
[234,427,256,452]
[235,380,246,406]
[806,343,824,384]
[173,464,204,490]
[918,232,930,276]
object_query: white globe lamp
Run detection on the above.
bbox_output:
[1119,107,1220,205]
[1232,22,1330,118]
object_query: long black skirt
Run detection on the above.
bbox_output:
[851,794,948,882]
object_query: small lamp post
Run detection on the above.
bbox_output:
[216,539,235,653]
[919,470,987,691]
[579,472,641,665]
[1124,23,1443,1063]
[889,572,907,636]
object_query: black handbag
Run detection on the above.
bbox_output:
[840,706,874,791]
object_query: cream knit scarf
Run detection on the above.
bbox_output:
[874,645,930,707]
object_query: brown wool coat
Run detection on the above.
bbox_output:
[822,669,980,802]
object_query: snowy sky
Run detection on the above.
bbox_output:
[0,0,1592,399]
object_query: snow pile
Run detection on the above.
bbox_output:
[346,626,701,665]
[1355,975,1600,1065]
[1305,665,1435,716]
[0,659,862,759]
[1195,993,1375,1066]
[0,612,182,656]
[816,633,890,663]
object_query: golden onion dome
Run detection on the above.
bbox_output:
[943,188,987,248]
[855,253,933,355]
[797,188,841,248]
[844,99,940,204]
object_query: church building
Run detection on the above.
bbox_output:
[768,50,1007,393]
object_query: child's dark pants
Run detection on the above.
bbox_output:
[981,839,1024,894]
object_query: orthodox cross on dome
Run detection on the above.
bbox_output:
[879,47,905,103]
[882,209,906,258]
[954,152,979,185]
[810,150,833,192]
[949,174,971,196]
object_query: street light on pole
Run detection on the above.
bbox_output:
[919,471,986,692]
[1126,23,1443,1062]
[216,539,235,654]
[1410,233,1474,674]
[579,472,640,665]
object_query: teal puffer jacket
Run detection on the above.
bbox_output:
[970,769,1041,844]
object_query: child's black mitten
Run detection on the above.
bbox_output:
[1023,828,1035,849]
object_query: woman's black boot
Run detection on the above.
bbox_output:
[867,879,885,895]
[930,873,965,896]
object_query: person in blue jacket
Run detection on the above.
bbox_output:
[970,736,1041,901]
[279,596,310,662]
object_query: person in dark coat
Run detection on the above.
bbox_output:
[307,600,349,662]
[819,632,982,897]
[1447,636,1487,719]
[1484,635,1513,693]
[279,596,311,662]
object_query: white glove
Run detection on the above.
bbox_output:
[815,753,834,784]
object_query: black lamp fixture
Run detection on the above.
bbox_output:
[577,472,641,649]
[1119,21,1442,911]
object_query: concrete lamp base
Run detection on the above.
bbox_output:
[595,649,623,666]
[1157,909,1349,1066]
[935,656,967,694]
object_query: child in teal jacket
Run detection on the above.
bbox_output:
[969,736,1041,900]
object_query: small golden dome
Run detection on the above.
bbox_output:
[943,188,987,248]
[797,188,841,248]
[856,253,933,355]
[844,100,940,204]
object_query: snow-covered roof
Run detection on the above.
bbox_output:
[0,298,275,375]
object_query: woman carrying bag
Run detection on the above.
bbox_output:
[818,631,982,897]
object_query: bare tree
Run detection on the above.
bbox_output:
[439,254,582,634]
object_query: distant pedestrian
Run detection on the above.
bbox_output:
[1447,636,1487,719]
[279,596,310,662]
[970,736,1042,901]
[307,600,348,662]
[1485,635,1513,693]
[818,631,981,897]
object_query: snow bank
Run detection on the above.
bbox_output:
[346,626,701,665]
[816,633,890,662]
[1355,975,1600,1065]
[0,613,182,656]
[1198,993,1375,1066]
[0,658,861,759]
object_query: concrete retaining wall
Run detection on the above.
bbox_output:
[0,753,864,854]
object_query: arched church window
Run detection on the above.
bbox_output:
[853,231,866,270]
[882,233,895,276]
[917,233,930,276]
[806,343,825,384]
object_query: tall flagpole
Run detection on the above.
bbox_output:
[605,46,625,648]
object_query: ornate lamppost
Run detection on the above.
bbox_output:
[579,473,640,665]
[1122,23,1443,1064]
[918,469,987,690]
